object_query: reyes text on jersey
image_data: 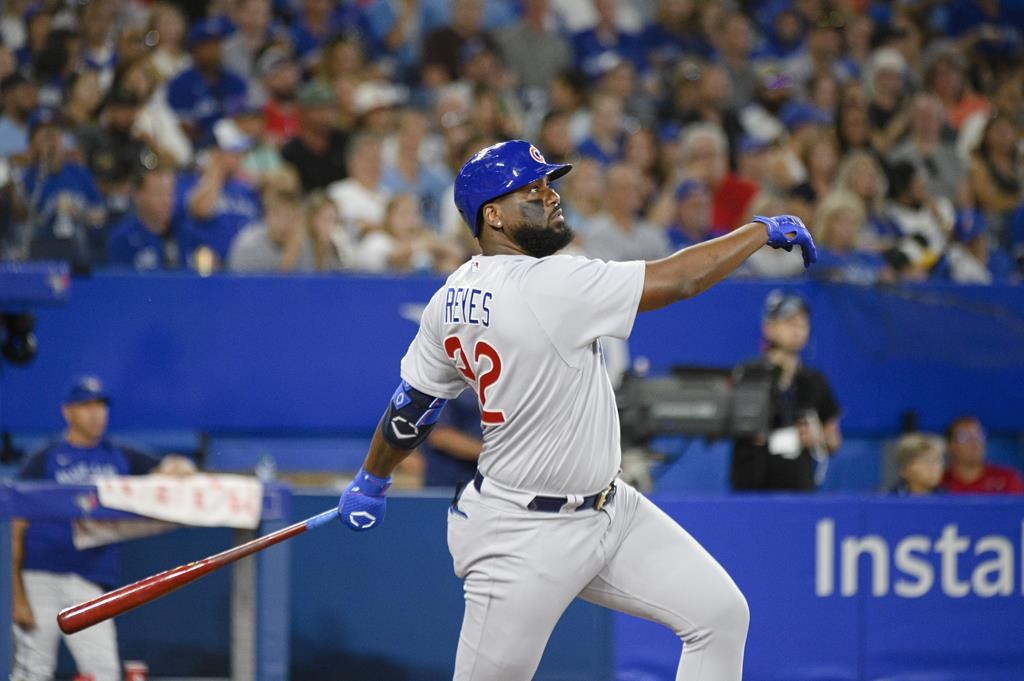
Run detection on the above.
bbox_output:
[443,286,493,326]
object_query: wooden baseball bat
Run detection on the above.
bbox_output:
[57,507,339,634]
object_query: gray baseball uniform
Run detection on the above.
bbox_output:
[402,253,749,680]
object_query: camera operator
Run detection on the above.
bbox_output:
[730,291,842,491]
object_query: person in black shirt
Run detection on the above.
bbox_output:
[281,81,348,192]
[730,291,842,491]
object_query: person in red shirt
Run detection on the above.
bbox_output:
[678,123,758,237]
[942,415,1024,494]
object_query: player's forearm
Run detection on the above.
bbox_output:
[11,519,28,599]
[639,222,768,311]
[362,425,416,479]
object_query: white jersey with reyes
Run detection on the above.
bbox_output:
[400,253,645,495]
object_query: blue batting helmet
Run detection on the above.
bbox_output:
[454,140,572,236]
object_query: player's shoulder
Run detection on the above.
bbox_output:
[518,253,605,280]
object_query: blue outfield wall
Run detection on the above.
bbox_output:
[2,274,1024,436]
[107,493,1024,681]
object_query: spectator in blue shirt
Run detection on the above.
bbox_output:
[166,17,248,149]
[179,119,262,266]
[15,109,106,268]
[381,108,452,230]
[641,0,712,75]
[946,0,1024,60]
[810,190,887,284]
[571,0,646,80]
[107,166,191,271]
[757,7,805,61]
[291,0,360,64]
[14,5,51,71]
[665,179,712,251]
[11,375,194,681]
[575,92,627,167]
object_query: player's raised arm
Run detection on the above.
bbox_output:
[639,215,817,312]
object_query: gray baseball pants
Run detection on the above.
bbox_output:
[447,478,749,680]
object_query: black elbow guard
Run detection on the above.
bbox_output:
[381,380,448,450]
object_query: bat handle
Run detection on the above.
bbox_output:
[304,507,339,530]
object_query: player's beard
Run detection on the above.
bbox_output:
[509,212,575,258]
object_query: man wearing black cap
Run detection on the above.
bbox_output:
[281,80,348,192]
[730,291,842,491]
[11,375,194,681]
[76,87,153,230]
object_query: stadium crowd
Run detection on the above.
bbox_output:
[0,0,1022,283]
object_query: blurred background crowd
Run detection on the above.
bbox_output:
[0,0,1023,284]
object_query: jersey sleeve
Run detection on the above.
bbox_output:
[399,293,468,400]
[521,255,645,353]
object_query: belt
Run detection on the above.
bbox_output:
[472,471,616,512]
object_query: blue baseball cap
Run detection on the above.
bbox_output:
[187,16,233,48]
[454,140,572,236]
[26,107,61,136]
[64,375,111,405]
[738,135,773,154]
[674,179,707,201]
[780,102,833,131]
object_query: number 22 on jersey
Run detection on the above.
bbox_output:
[443,336,506,425]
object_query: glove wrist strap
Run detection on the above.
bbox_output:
[355,466,392,496]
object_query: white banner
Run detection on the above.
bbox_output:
[95,474,263,529]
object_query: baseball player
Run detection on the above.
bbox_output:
[337,140,817,680]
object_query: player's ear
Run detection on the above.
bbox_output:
[481,203,505,232]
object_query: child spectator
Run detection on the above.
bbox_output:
[891,433,945,495]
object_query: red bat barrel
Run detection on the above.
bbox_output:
[57,508,338,634]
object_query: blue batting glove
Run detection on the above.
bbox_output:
[753,214,818,268]
[338,467,392,531]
